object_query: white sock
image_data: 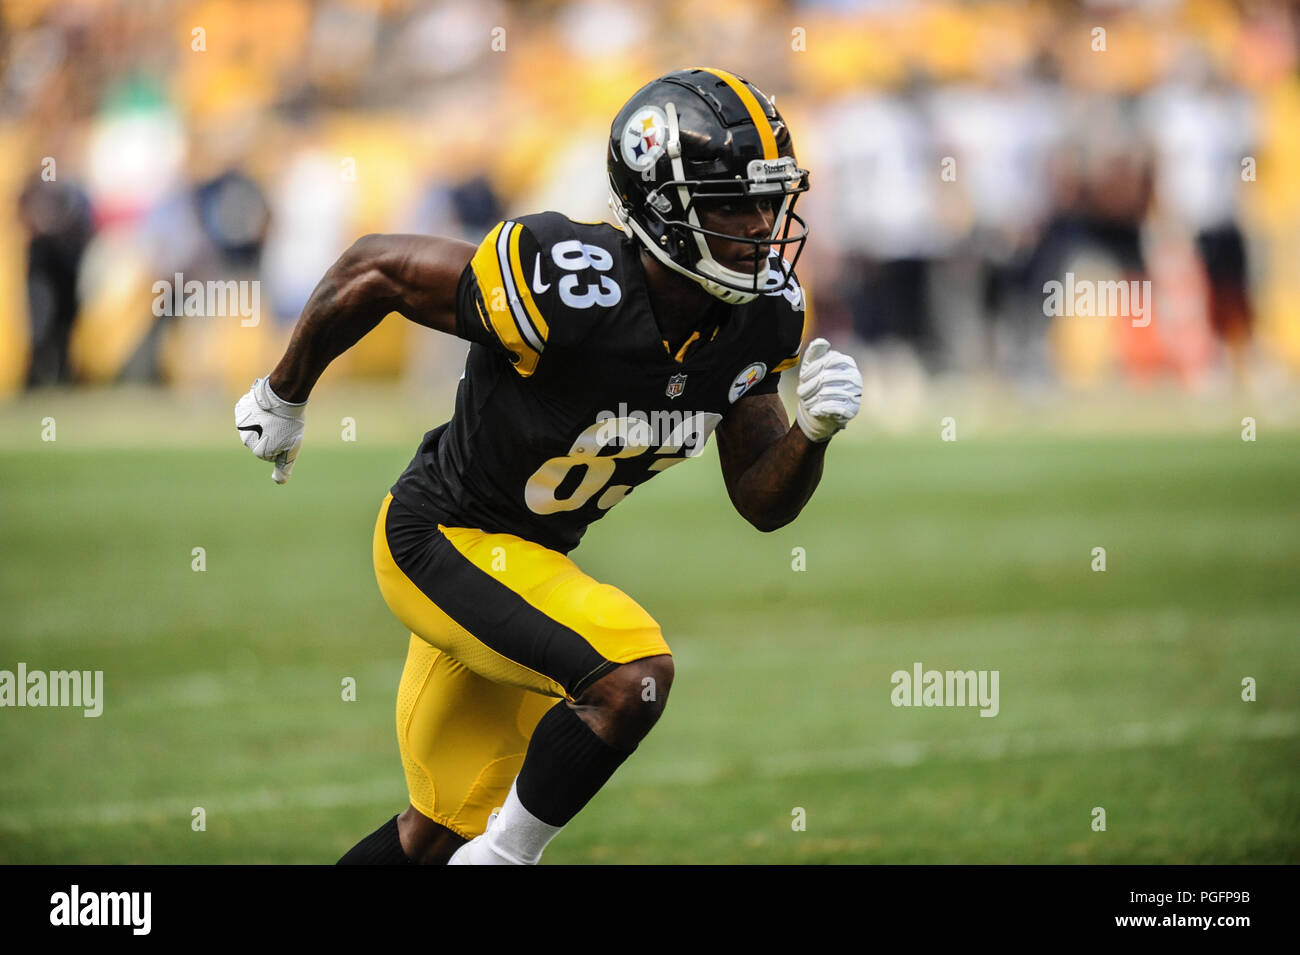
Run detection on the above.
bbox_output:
[448,780,564,865]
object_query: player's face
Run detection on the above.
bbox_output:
[694,196,777,275]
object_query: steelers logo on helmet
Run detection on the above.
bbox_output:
[620,106,668,173]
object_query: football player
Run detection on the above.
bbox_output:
[235,67,862,864]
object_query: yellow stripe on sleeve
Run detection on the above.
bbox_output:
[470,222,541,376]
[506,223,550,344]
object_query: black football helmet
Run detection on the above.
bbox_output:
[607,67,809,305]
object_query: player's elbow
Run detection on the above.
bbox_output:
[346,232,388,257]
[731,488,797,533]
[335,234,397,301]
[339,234,388,279]
[743,508,795,533]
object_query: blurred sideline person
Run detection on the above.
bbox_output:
[1142,52,1257,373]
[817,77,950,368]
[234,68,861,864]
[18,174,92,388]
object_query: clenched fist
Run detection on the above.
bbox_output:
[795,338,862,443]
[235,377,306,484]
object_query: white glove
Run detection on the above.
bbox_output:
[795,338,862,443]
[235,377,306,484]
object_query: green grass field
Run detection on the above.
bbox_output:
[1,401,1298,863]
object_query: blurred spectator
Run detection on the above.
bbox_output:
[1026,105,1154,298]
[17,174,92,388]
[195,169,271,270]
[1,0,1296,397]
[930,58,1065,373]
[818,75,954,369]
[262,136,356,324]
[1142,51,1258,357]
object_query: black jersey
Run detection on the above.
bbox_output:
[391,211,806,554]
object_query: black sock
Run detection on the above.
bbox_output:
[337,814,413,865]
[515,703,632,827]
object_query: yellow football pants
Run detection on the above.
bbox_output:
[373,493,671,839]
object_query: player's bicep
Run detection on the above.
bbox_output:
[716,390,790,503]
[360,233,476,334]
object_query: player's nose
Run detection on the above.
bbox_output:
[742,203,775,238]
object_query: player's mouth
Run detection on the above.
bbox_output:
[732,253,769,279]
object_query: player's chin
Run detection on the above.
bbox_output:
[730,253,767,276]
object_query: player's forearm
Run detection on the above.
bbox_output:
[267,240,396,403]
[733,426,828,532]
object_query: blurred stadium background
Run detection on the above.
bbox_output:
[1,0,1297,863]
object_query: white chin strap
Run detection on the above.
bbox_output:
[611,198,765,305]
[695,255,770,303]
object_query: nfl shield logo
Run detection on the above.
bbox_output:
[665,373,687,399]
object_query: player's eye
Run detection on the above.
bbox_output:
[706,198,774,217]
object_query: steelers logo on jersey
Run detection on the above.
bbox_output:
[729,362,767,403]
[621,106,668,173]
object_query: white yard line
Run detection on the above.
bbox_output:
[0,779,402,832]
[615,710,1300,785]
[1,711,1294,832]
